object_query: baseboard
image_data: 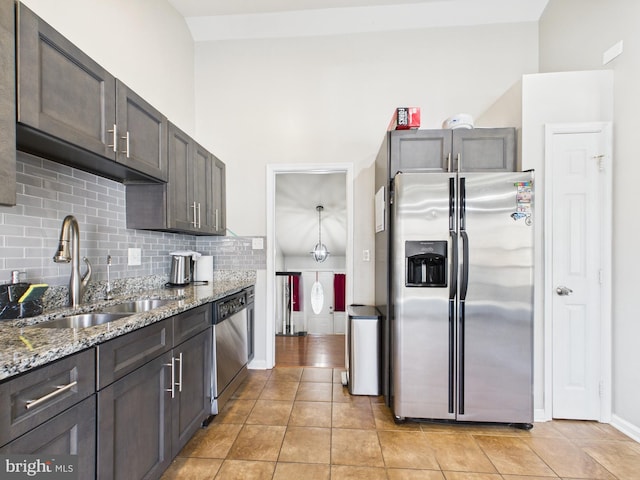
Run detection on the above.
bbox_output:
[248,359,269,370]
[534,408,550,423]
[611,414,640,442]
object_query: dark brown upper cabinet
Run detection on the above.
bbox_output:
[16,3,167,183]
[0,0,16,206]
[126,123,227,236]
[388,127,517,176]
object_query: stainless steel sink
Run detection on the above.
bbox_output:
[31,298,175,329]
[32,312,131,329]
[99,298,174,314]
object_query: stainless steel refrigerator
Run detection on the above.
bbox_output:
[391,171,534,426]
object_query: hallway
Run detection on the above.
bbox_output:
[275,334,346,368]
[162,366,640,480]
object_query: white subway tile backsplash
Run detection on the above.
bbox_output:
[0,153,265,288]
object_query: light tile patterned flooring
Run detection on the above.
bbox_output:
[162,367,640,480]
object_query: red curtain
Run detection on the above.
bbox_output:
[334,273,346,312]
[291,275,301,311]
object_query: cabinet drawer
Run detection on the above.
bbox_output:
[97,318,172,389]
[0,395,96,478]
[173,304,211,347]
[0,348,95,447]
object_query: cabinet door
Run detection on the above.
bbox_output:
[212,155,227,235]
[454,127,517,172]
[98,351,172,480]
[171,329,212,456]
[0,348,95,447]
[390,130,450,176]
[116,80,168,181]
[17,3,116,159]
[0,396,96,479]
[167,123,195,232]
[193,142,212,233]
[194,149,226,235]
[0,0,16,206]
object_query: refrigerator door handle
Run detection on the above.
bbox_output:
[449,231,458,300]
[459,300,465,415]
[449,176,458,300]
[459,177,469,301]
[448,298,455,414]
[448,177,455,231]
[460,231,469,301]
[459,177,466,231]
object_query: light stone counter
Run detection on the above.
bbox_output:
[0,270,255,382]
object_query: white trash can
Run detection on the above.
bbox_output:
[347,305,381,396]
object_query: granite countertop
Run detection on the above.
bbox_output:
[0,271,256,382]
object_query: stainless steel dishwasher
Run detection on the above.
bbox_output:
[211,289,248,414]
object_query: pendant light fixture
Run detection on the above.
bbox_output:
[311,205,330,263]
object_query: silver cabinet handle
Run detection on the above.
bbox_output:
[192,202,198,228]
[556,286,573,296]
[25,381,78,410]
[197,203,202,229]
[176,352,183,393]
[456,153,461,172]
[447,152,452,172]
[164,358,175,398]
[215,209,219,231]
[107,124,117,153]
[121,131,130,158]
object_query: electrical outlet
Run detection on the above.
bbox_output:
[252,237,264,250]
[128,248,142,266]
[363,249,370,262]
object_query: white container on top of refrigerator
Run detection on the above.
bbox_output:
[391,171,534,428]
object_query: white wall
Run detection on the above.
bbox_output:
[521,71,613,416]
[194,22,538,307]
[195,23,538,235]
[21,0,196,135]
[284,256,346,272]
[539,0,640,437]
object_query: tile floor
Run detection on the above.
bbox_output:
[162,367,640,480]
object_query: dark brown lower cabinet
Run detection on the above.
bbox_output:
[0,395,96,478]
[172,329,212,456]
[98,350,173,480]
[97,310,212,479]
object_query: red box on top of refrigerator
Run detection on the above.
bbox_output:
[389,107,421,130]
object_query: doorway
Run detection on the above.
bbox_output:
[266,164,354,369]
[544,123,612,421]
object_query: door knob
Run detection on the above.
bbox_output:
[556,286,573,296]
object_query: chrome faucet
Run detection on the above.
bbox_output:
[105,255,113,300]
[53,215,92,307]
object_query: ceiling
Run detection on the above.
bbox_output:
[275,173,347,258]
[168,0,447,17]
[167,0,550,41]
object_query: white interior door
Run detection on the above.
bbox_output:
[548,125,610,420]
[304,271,334,334]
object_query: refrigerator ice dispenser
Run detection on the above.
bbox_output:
[405,240,447,287]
